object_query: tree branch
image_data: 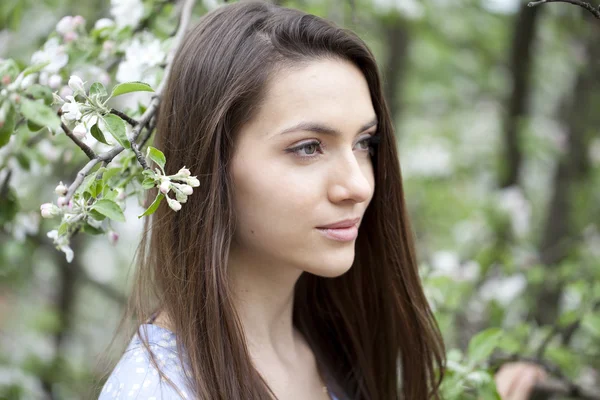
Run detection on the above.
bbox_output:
[110,109,139,127]
[491,354,600,399]
[528,0,600,19]
[62,0,197,203]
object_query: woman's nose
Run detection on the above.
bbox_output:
[327,153,373,204]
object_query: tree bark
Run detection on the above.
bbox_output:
[500,4,541,188]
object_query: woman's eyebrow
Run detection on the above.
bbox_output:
[276,116,378,137]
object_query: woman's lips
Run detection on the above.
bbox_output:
[317,225,358,241]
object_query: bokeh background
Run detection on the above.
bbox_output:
[1,0,599,398]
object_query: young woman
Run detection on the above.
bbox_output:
[97,1,544,399]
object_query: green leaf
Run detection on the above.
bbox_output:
[142,177,156,189]
[89,82,108,100]
[101,167,122,185]
[467,328,502,365]
[91,199,125,222]
[110,81,154,98]
[27,119,44,132]
[90,123,109,144]
[82,223,104,235]
[25,84,53,106]
[22,61,50,77]
[100,114,130,149]
[146,146,166,170]
[57,222,69,236]
[138,193,164,218]
[0,59,20,81]
[20,98,60,131]
[582,312,600,337]
[88,209,106,221]
[0,105,16,148]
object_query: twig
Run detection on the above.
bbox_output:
[140,116,156,149]
[110,109,139,126]
[61,122,97,160]
[490,354,600,399]
[528,0,600,19]
[62,0,197,203]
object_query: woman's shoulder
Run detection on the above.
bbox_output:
[98,324,192,399]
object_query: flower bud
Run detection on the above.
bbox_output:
[159,179,170,194]
[72,124,87,139]
[57,196,68,207]
[40,203,60,218]
[186,177,200,187]
[73,15,85,27]
[9,93,20,104]
[166,196,182,211]
[63,31,78,43]
[108,230,119,245]
[179,184,193,196]
[102,41,115,53]
[55,181,68,196]
[177,167,191,177]
[1,75,10,85]
[68,75,85,95]
[116,188,126,201]
[56,16,74,35]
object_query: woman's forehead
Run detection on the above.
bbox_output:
[251,59,376,140]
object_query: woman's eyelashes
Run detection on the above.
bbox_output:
[286,133,380,160]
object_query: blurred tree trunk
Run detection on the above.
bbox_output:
[500,4,541,188]
[381,13,409,124]
[534,20,600,326]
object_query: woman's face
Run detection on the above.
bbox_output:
[230,58,376,278]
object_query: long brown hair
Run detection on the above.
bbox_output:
[108,1,446,399]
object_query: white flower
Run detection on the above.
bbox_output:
[56,16,75,35]
[31,38,68,73]
[68,75,85,95]
[10,212,40,243]
[19,74,37,90]
[60,96,82,121]
[47,230,73,263]
[496,186,531,237]
[372,0,424,19]
[54,182,68,195]
[59,86,73,99]
[94,18,115,30]
[72,123,87,139]
[111,0,144,28]
[166,196,182,211]
[48,74,62,89]
[478,274,527,306]
[401,141,454,178]
[116,33,165,83]
[81,113,99,129]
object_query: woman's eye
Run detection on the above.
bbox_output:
[286,140,323,158]
[357,138,371,150]
[302,142,319,155]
